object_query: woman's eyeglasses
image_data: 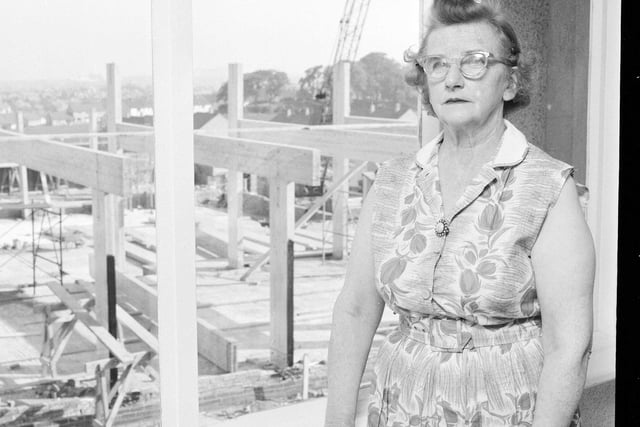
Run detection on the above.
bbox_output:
[416,51,515,80]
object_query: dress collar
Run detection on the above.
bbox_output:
[414,119,529,172]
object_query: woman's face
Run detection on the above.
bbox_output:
[424,22,516,132]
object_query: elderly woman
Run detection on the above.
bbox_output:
[324,0,595,426]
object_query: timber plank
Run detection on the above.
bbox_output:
[194,134,320,185]
[45,281,132,364]
[117,132,321,186]
[116,271,238,372]
[0,130,132,196]
[233,126,417,162]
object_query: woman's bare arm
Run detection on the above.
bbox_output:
[530,176,595,426]
[324,186,385,426]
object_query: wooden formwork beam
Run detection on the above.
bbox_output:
[0,130,134,196]
[232,125,416,162]
[117,119,416,165]
[344,115,412,124]
[237,118,297,129]
[194,135,321,185]
[114,127,321,187]
[116,272,238,372]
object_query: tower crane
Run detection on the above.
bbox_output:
[315,0,371,105]
[330,0,372,65]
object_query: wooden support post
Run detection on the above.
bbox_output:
[107,63,123,153]
[16,112,29,218]
[332,61,350,260]
[106,63,126,269]
[40,171,51,204]
[249,174,258,194]
[151,0,200,424]
[227,63,244,268]
[268,177,294,367]
[227,171,244,268]
[107,255,118,388]
[90,110,109,333]
[92,191,109,328]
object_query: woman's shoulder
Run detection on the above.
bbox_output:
[522,143,574,175]
[374,153,418,182]
[378,153,417,171]
[519,143,576,208]
[370,154,418,207]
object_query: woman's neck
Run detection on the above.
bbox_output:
[440,119,506,164]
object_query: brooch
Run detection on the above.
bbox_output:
[435,218,450,238]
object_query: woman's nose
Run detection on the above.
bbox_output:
[444,64,465,89]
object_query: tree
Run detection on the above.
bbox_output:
[216,69,290,104]
[297,65,332,101]
[355,52,414,103]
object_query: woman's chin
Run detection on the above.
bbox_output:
[438,114,479,130]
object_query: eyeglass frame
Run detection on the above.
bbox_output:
[416,50,516,81]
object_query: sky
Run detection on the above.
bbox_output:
[0,0,420,85]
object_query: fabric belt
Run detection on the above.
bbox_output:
[398,315,542,353]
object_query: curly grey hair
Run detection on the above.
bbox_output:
[405,0,533,116]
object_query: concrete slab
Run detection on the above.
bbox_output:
[201,395,370,427]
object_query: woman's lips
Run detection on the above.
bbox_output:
[444,98,469,104]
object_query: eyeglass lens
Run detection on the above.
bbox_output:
[425,53,488,79]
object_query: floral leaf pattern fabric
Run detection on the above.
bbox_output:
[367,121,580,426]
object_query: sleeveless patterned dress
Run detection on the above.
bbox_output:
[367,120,580,426]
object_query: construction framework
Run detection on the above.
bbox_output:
[0,0,620,425]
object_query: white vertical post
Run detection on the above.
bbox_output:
[332,61,350,260]
[89,107,109,334]
[586,0,620,337]
[39,172,51,204]
[16,112,29,218]
[106,64,126,268]
[106,63,122,153]
[249,174,258,194]
[151,0,199,425]
[227,63,244,268]
[268,177,294,367]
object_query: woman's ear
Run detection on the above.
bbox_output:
[503,69,518,102]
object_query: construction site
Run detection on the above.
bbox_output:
[0,0,618,426]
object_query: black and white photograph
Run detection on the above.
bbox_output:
[0,0,624,425]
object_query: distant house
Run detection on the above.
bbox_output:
[0,103,12,115]
[123,98,153,118]
[67,102,105,123]
[47,111,73,126]
[0,113,16,130]
[122,115,154,127]
[194,94,214,114]
[129,107,154,117]
[270,101,329,125]
[350,100,418,123]
[23,112,47,127]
